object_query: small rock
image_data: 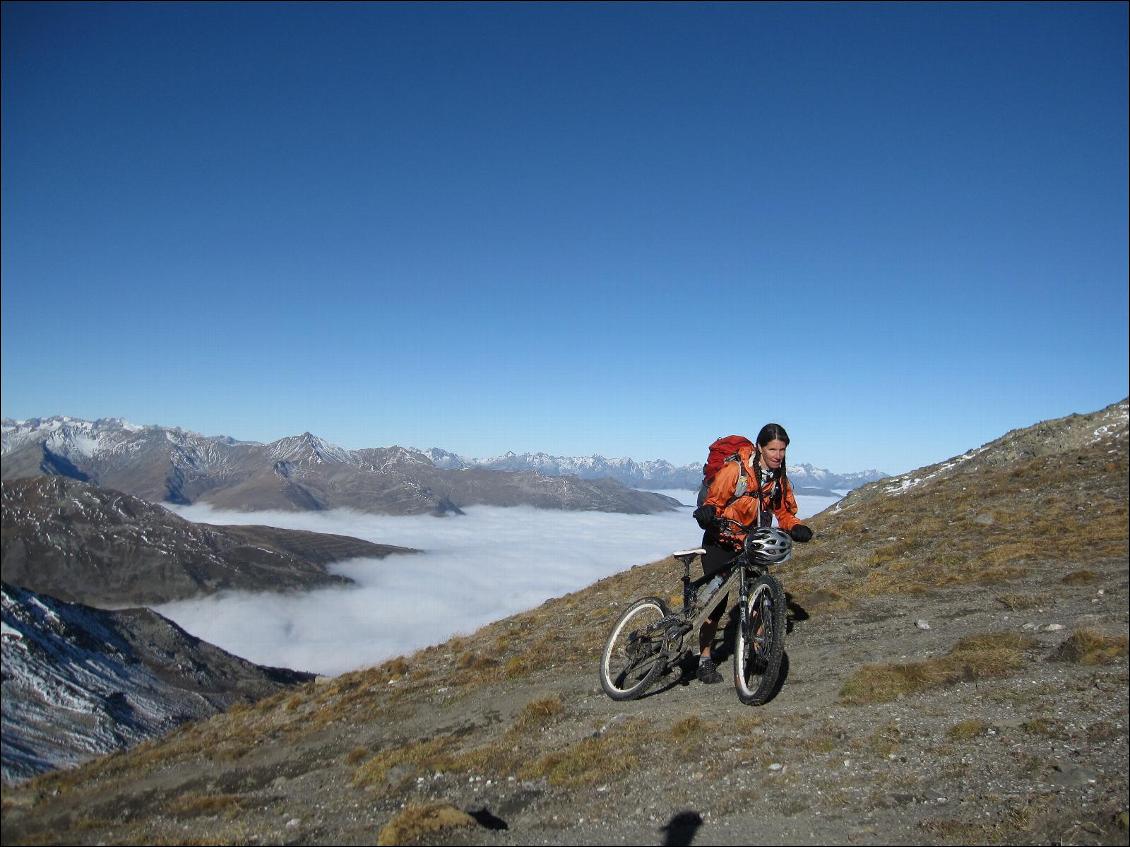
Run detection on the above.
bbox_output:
[285,819,300,830]
[1044,623,1065,632]
[915,619,931,630]
[768,763,783,771]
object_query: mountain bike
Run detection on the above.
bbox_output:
[598,523,790,706]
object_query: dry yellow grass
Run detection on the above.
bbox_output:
[947,718,989,740]
[165,792,245,819]
[376,802,476,846]
[352,736,452,790]
[839,632,1038,705]
[668,715,705,741]
[503,656,531,678]
[345,746,368,765]
[514,695,564,728]
[521,718,652,787]
[1053,629,1129,665]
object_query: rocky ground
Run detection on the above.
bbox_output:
[2,402,1127,846]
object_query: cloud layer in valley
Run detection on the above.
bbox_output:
[157,492,838,676]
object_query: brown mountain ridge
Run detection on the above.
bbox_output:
[2,400,1127,846]
[1,476,418,606]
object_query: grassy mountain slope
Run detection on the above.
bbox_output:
[2,401,1126,846]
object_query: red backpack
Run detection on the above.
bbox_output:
[697,435,753,506]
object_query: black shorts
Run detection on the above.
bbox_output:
[699,538,738,579]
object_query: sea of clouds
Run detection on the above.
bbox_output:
[157,491,839,676]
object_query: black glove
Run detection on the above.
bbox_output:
[789,524,813,543]
[692,505,718,531]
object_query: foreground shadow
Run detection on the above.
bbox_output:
[661,810,703,846]
[786,591,810,634]
[468,807,508,830]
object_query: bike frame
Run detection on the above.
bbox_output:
[672,549,760,659]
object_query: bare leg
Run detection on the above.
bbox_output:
[698,595,727,658]
[699,617,719,658]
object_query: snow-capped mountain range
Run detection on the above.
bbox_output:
[1,419,886,492]
[0,417,682,515]
[422,448,886,494]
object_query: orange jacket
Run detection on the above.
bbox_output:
[703,443,799,546]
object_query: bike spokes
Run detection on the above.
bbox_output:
[600,598,669,700]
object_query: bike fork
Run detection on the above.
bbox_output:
[737,575,750,642]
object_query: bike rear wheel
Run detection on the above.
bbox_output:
[599,597,670,700]
[733,573,786,705]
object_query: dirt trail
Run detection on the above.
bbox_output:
[2,403,1128,846]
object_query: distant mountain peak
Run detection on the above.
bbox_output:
[267,433,352,465]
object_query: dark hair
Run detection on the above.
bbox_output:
[756,423,790,448]
[754,423,790,509]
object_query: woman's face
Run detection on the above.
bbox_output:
[760,439,788,470]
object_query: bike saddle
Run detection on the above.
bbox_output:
[672,548,706,561]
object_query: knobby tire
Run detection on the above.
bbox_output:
[733,573,786,706]
[599,597,670,700]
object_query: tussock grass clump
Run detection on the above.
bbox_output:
[456,652,498,672]
[503,656,531,678]
[345,746,369,765]
[1022,717,1064,737]
[514,696,564,729]
[385,657,409,677]
[947,718,989,740]
[1052,629,1129,665]
[376,802,476,846]
[839,631,1038,705]
[669,715,704,741]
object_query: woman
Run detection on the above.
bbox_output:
[690,422,813,684]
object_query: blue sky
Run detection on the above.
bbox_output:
[2,2,1127,475]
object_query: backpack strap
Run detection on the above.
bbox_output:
[722,454,751,508]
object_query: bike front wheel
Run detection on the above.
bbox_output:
[599,597,670,700]
[733,573,786,705]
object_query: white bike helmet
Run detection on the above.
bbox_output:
[744,527,793,564]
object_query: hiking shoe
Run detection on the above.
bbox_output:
[697,656,723,684]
